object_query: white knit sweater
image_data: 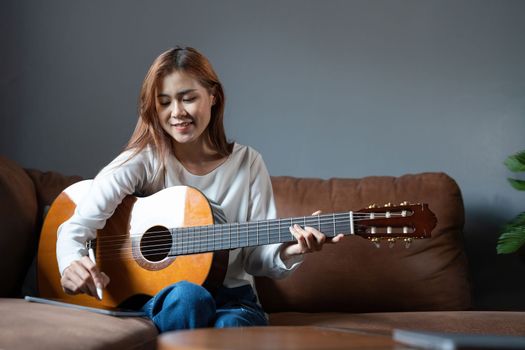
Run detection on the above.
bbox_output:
[56,143,302,289]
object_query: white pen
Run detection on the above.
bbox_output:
[88,247,104,300]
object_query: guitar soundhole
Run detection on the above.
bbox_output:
[140,226,172,262]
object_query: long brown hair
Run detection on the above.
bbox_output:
[125,47,233,165]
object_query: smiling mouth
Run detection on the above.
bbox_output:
[173,121,192,127]
[171,118,194,127]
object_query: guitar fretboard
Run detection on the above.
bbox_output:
[168,212,355,256]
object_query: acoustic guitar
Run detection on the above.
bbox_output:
[37,180,437,309]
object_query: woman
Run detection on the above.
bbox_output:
[56,47,343,332]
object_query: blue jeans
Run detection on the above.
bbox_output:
[141,281,268,333]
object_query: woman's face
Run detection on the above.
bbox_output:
[156,71,215,146]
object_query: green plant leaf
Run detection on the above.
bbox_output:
[497,230,525,254]
[497,213,525,254]
[504,151,525,172]
[503,212,525,228]
[508,178,525,191]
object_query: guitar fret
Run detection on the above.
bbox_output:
[207,226,210,252]
[213,225,216,252]
[181,227,186,255]
[188,227,192,254]
[192,226,196,253]
[236,223,239,249]
[188,227,197,253]
[206,227,211,250]
[221,225,224,249]
[239,223,244,247]
[222,224,227,250]
[277,219,281,242]
[217,225,220,250]
[198,226,201,253]
[201,226,204,252]
[222,224,226,249]
[215,225,219,251]
[170,228,176,256]
[247,222,253,246]
[221,224,224,250]
[176,228,180,255]
[226,224,230,249]
[267,220,270,244]
[187,227,195,254]
[194,226,198,253]
[179,228,183,255]
[227,224,231,249]
[187,227,191,254]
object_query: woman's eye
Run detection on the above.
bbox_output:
[158,100,170,106]
[183,97,196,103]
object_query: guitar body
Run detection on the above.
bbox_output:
[37,180,228,309]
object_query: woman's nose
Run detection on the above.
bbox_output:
[171,101,186,117]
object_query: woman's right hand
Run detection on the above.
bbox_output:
[60,256,110,299]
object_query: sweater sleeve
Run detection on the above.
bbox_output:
[56,149,159,275]
[241,153,303,279]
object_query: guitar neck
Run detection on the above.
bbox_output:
[169,213,355,256]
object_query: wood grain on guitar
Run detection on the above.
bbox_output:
[37,180,437,308]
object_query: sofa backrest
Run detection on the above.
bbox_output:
[1,155,470,312]
[255,173,471,312]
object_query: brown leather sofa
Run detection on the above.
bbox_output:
[1,155,524,349]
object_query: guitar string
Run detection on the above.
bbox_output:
[96,233,418,262]
[96,224,413,257]
[96,227,350,258]
[92,213,414,254]
[94,220,419,261]
[95,226,354,259]
[94,223,376,261]
[94,212,412,244]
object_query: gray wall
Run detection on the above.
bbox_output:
[2,0,524,309]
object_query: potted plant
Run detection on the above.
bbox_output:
[497,150,525,254]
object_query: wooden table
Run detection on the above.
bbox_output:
[158,326,410,350]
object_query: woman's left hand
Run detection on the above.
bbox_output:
[280,210,344,262]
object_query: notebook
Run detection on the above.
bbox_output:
[24,296,146,317]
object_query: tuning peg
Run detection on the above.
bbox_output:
[370,237,381,248]
[387,238,396,248]
[403,238,413,249]
[384,202,392,207]
[367,203,377,209]
[387,238,395,247]
[400,201,408,206]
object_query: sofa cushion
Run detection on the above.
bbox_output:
[0,298,157,350]
[256,173,470,312]
[0,156,38,297]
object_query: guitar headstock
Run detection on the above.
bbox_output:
[353,202,437,248]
